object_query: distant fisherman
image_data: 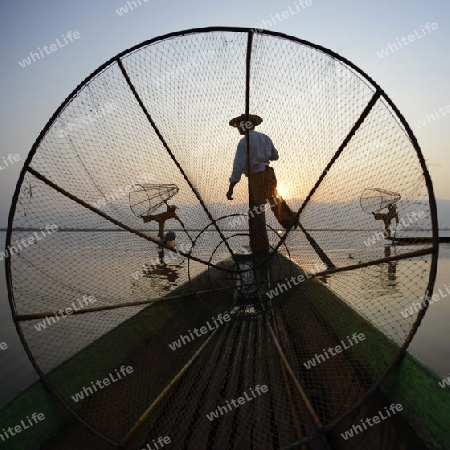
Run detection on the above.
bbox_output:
[141,204,179,241]
[372,203,399,238]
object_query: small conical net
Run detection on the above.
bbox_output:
[129,184,179,217]
[360,187,402,214]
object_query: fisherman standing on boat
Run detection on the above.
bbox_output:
[141,204,179,241]
[226,114,298,254]
[372,203,399,238]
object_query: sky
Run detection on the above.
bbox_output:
[0,0,449,227]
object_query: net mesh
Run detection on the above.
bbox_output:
[6,29,437,449]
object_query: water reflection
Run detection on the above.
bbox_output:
[131,246,185,295]
[384,244,398,288]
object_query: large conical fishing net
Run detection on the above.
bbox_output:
[6,28,438,449]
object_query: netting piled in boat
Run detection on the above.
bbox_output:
[6,28,439,450]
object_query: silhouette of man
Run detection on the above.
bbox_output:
[372,203,399,238]
[226,114,298,254]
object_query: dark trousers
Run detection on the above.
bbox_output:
[248,167,297,253]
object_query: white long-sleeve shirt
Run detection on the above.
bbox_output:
[229,130,279,183]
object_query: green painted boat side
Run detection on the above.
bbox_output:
[0,380,70,450]
[382,356,450,450]
[0,268,217,449]
[305,276,450,449]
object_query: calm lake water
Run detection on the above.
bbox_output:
[0,230,449,409]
